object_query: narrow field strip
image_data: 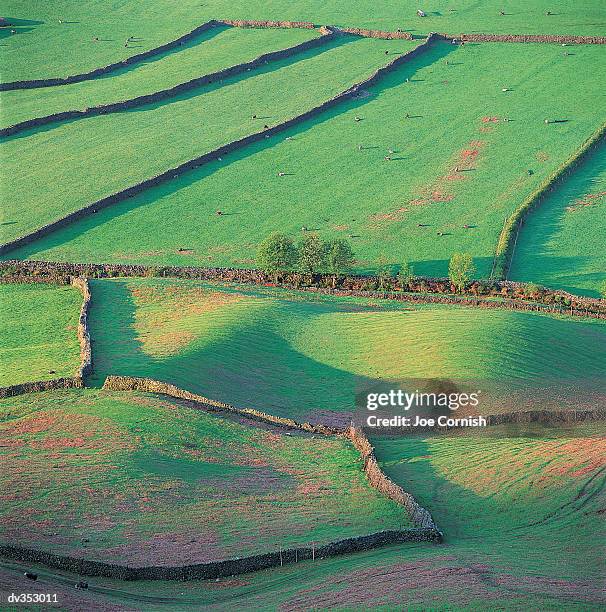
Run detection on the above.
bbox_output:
[7,41,604,280]
[0,20,225,91]
[0,35,426,248]
[509,138,606,297]
[0,26,323,130]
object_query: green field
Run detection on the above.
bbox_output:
[8,42,605,279]
[510,140,606,297]
[1,2,604,609]
[2,424,602,609]
[2,1,605,82]
[0,388,410,565]
[0,26,320,128]
[0,283,82,387]
[86,278,606,423]
[1,36,420,243]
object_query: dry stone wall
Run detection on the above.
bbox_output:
[0,28,336,138]
[0,34,436,256]
[0,20,221,91]
[2,261,604,318]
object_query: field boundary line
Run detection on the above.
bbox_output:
[1,262,604,318]
[0,34,437,256]
[0,20,224,91]
[0,524,439,581]
[0,27,336,137]
[493,122,606,279]
[437,33,606,44]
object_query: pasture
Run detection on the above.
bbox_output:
[0,282,81,387]
[2,1,605,81]
[87,278,606,424]
[0,1,604,609]
[0,388,410,566]
[2,423,602,609]
[1,36,420,244]
[510,140,606,297]
[1,26,320,128]
[7,41,605,279]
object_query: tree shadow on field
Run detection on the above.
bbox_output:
[87,277,384,425]
[10,41,458,262]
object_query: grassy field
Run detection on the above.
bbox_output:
[8,42,605,279]
[0,388,411,566]
[0,283,82,387]
[86,278,606,424]
[1,36,420,244]
[2,1,605,82]
[0,26,320,127]
[510,140,606,297]
[2,423,602,610]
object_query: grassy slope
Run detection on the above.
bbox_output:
[0,283,81,386]
[11,42,605,278]
[0,26,319,127]
[510,140,606,297]
[86,279,606,423]
[2,1,605,82]
[1,36,418,243]
[0,388,410,565]
[3,424,602,610]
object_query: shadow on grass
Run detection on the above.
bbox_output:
[508,139,606,296]
[7,41,458,262]
[86,279,387,424]
[0,32,352,142]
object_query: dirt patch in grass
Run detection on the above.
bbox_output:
[565,190,606,213]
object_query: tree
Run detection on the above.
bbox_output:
[256,233,298,280]
[298,233,325,276]
[324,239,355,287]
[448,252,475,292]
[600,279,606,299]
[397,261,415,288]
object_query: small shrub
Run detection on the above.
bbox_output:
[448,253,476,293]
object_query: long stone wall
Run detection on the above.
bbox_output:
[493,122,606,279]
[0,20,222,91]
[439,33,606,44]
[2,261,604,318]
[102,375,342,435]
[220,19,315,29]
[0,28,335,138]
[339,26,412,40]
[0,526,440,581]
[0,34,436,257]
[0,378,83,399]
[70,277,92,378]
[347,427,439,530]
